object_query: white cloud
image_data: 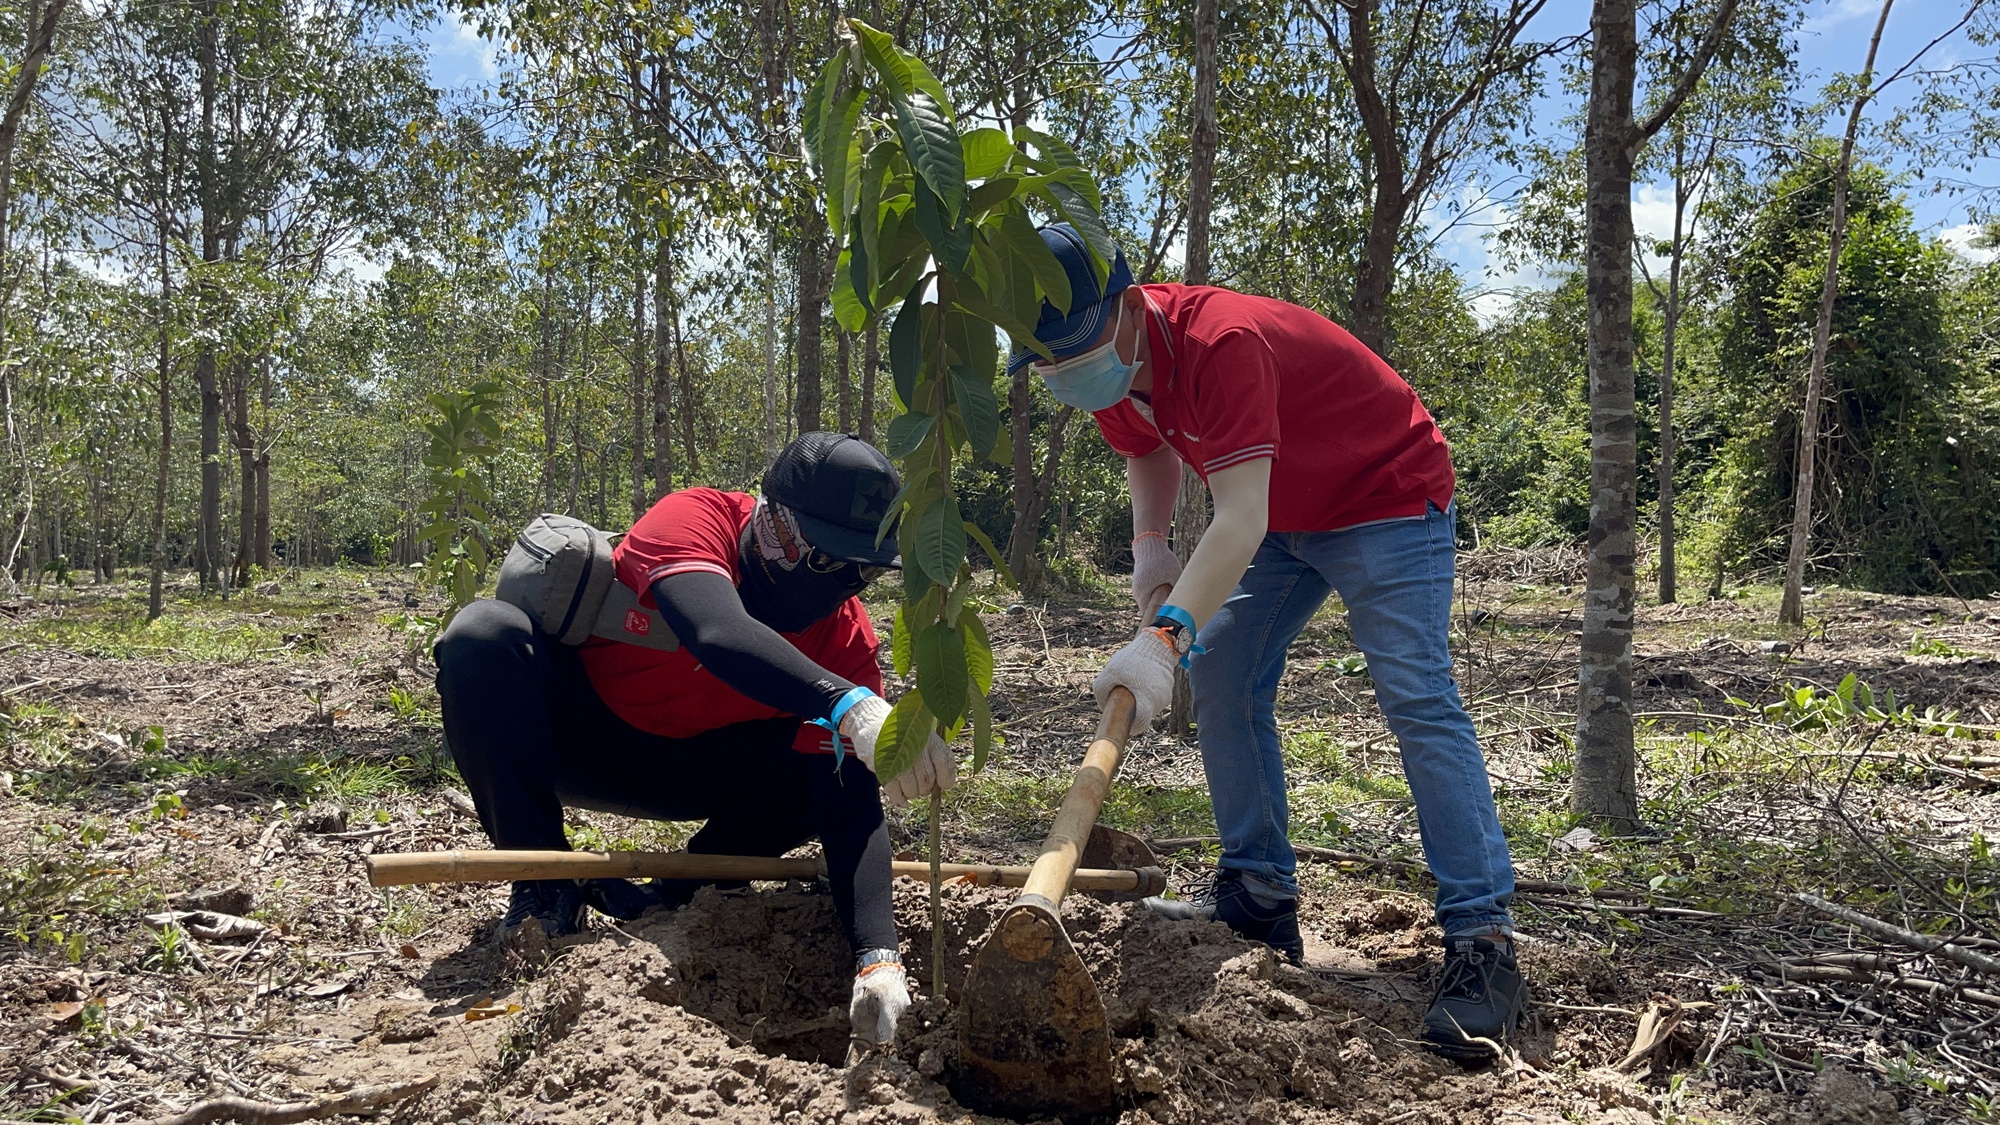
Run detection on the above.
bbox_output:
[1801,0,1880,39]
[423,12,499,85]
[325,247,389,287]
[1939,222,1998,264]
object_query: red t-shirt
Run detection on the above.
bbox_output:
[1092,284,1454,532]
[578,487,883,746]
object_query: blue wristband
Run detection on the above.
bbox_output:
[812,686,878,769]
[1151,604,1208,668]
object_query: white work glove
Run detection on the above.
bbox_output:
[883,729,958,808]
[849,955,910,1046]
[1092,627,1179,729]
[838,694,894,773]
[1131,532,1182,616]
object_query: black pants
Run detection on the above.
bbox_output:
[434,598,895,953]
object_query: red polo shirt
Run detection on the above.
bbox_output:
[577,487,883,746]
[1092,284,1454,532]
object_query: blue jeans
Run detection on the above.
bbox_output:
[1189,502,1515,936]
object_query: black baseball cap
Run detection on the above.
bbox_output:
[763,432,903,568]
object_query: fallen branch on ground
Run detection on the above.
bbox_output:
[0,1075,441,1125]
[1773,962,2000,1009]
[1787,893,2000,978]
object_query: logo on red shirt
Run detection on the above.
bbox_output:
[624,608,650,636]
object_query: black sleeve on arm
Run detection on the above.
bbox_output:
[651,572,856,722]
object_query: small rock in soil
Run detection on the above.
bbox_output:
[1760,640,1793,655]
[374,1004,438,1044]
[171,881,253,916]
[255,580,282,595]
[298,802,348,833]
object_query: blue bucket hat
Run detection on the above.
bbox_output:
[1005,223,1134,375]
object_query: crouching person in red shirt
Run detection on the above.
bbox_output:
[433,432,948,1047]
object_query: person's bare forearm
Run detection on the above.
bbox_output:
[1162,459,1270,629]
[1127,446,1181,538]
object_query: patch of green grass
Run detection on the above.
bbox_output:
[946,769,1217,841]
[5,601,290,663]
[1907,630,1976,659]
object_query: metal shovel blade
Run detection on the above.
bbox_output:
[953,898,1116,1121]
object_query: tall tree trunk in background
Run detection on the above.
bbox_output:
[651,60,675,493]
[837,331,853,433]
[192,0,225,593]
[1006,405,1075,583]
[763,231,778,462]
[674,286,699,478]
[149,228,172,619]
[1341,0,1401,358]
[1655,136,1688,604]
[654,231,675,493]
[253,355,270,568]
[230,357,255,583]
[0,0,68,563]
[630,260,648,518]
[1005,369,1041,582]
[794,207,829,438]
[537,270,558,510]
[1574,0,1738,830]
[859,322,878,444]
[1781,0,1893,625]
[1164,0,1221,741]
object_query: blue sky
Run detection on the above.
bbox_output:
[401,1,1997,306]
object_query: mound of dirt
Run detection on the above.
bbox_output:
[386,882,1689,1125]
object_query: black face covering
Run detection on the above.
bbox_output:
[737,501,870,634]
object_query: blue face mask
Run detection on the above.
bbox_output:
[1037,304,1139,412]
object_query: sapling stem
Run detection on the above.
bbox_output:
[929,789,943,996]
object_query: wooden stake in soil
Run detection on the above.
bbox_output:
[930,790,944,996]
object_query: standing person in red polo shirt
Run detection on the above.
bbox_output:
[1010,225,1524,1061]
[433,433,953,1048]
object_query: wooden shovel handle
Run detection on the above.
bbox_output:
[1018,686,1138,906]
[364,849,1163,895]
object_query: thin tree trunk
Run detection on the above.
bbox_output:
[194,0,223,593]
[795,207,829,437]
[1005,369,1039,580]
[1657,152,1684,605]
[1574,0,1643,831]
[0,0,68,464]
[654,232,674,493]
[537,268,557,511]
[1780,0,1894,625]
[1007,406,1074,586]
[763,230,778,462]
[1165,0,1221,741]
[837,330,853,433]
[149,226,172,620]
[859,322,878,444]
[631,260,648,518]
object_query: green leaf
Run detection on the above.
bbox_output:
[888,286,925,409]
[905,55,953,122]
[854,22,913,100]
[914,623,969,724]
[848,223,875,313]
[877,463,937,547]
[961,520,1016,588]
[968,688,992,774]
[873,689,933,783]
[911,174,971,273]
[950,365,1000,460]
[802,52,843,165]
[966,176,1019,216]
[821,91,866,236]
[914,499,967,587]
[891,604,911,676]
[893,91,965,223]
[999,204,1071,317]
[963,612,995,694]
[831,253,868,333]
[1018,127,1099,210]
[1039,180,1115,289]
[859,141,896,273]
[883,411,933,458]
[961,127,1013,180]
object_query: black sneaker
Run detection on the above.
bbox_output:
[583,877,662,921]
[1421,935,1526,1063]
[499,879,588,941]
[1144,869,1305,965]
